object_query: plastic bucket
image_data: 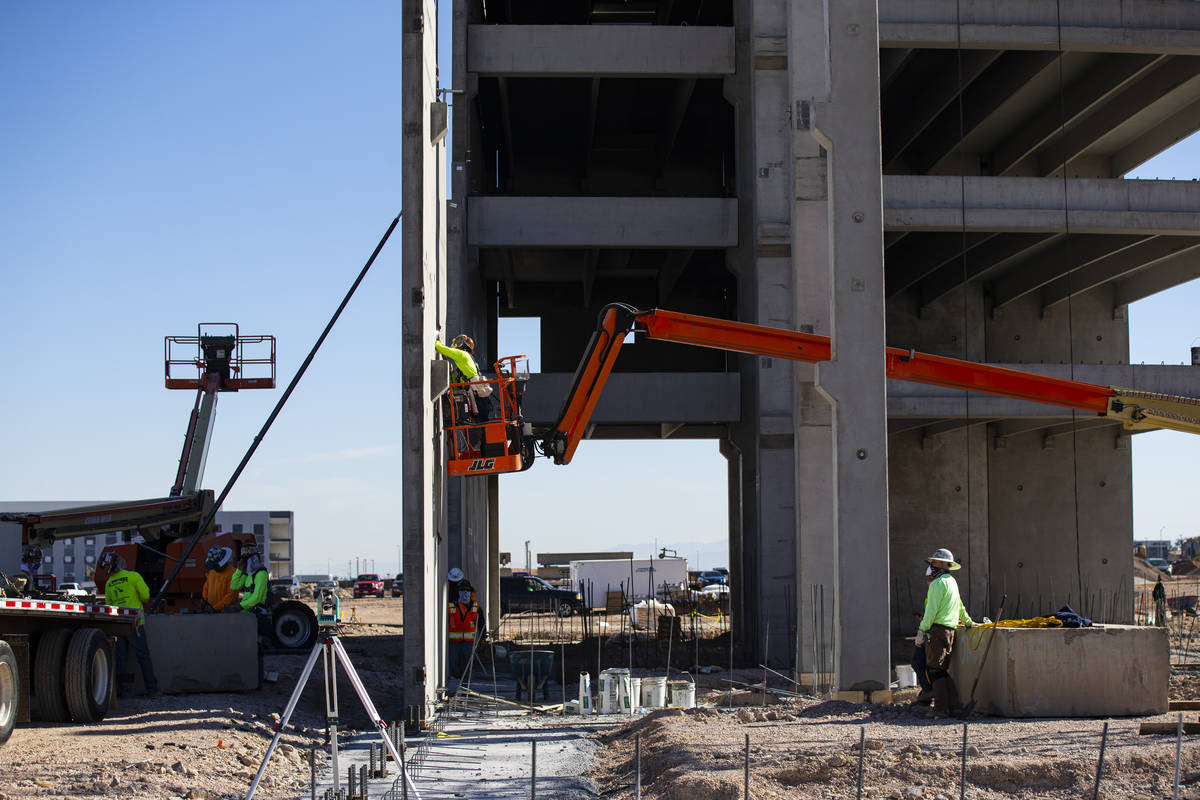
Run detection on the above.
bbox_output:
[641,676,668,708]
[895,665,917,688]
[579,672,593,714]
[669,680,696,709]
[624,677,641,712]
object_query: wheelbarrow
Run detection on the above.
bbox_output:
[509,650,555,704]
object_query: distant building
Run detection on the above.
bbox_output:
[1181,538,1200,560]
[1135,540,1172,561]
[214,510,294,578]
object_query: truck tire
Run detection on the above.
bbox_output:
[0,640,17,745]
[271,601,317,650]
[34,628,71,722]
[64,628,112,723]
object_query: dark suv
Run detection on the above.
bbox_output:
[500,575,582,617]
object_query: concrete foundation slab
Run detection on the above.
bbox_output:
[950,624,1168,717]
[141,613,258,694]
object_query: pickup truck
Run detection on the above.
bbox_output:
[353,574,384,598]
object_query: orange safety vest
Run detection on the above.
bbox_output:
[448,601,479,641]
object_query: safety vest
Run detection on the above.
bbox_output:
[448,601,479,641]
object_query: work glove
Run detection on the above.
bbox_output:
[914,629,927,646]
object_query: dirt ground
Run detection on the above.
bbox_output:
[0,596,406,800]
[584,669,1200,800]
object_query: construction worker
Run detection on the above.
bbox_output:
[201,545,238,612]
[227,543,269,613]
[914,547,973,718]
[98,551,160,699]
[909,572,936,707]
[1153,575,1168,626]
[435,334,493,421]
[447,578,481,681]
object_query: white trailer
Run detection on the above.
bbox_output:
[0,597,140,745]
[568,557,689,604]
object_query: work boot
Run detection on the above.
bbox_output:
[925,679,951,718]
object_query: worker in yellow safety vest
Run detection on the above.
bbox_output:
[914,548,974,718]
[447,578,481,680]
[98,551,160,699]
[227,543,269,613]
[435,334,493,421]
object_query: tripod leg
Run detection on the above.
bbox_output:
[244,638,324,800]
[330,637,423,800]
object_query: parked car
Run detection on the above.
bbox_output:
[269,576,301,599]
[58,582,90,599]
[500,575,583,617]
[391,573,404,597]
[1147,557,1171,574]
[698,570,727,587]
[353,573,384,598]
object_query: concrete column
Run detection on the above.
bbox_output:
[749,0,799,670]
[809,0,892,693]
[790,0,835,678]
[720,437,745,664]
[402,0,448,718]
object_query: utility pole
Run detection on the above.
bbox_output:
[524,540,531,573]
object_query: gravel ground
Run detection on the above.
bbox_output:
[582,670,1200,800]
[0,597,406,800]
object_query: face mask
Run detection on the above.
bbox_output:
[925,565,933,577]
[458,590,472,605]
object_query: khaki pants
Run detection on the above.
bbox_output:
[924,624,955,679]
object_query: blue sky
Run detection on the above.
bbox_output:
[1,5,1197,578]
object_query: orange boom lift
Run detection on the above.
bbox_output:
[444,303,1200,477]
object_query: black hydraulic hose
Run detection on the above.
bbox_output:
[151,212,402,609]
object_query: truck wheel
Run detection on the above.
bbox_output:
[34,628,71,722]
[272,601,318,650]
[556,601,575,618]
[0,640,17,745]
[64,628,112,723]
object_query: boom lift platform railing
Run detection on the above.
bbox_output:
[443,303,1200,478]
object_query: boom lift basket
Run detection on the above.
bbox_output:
[165,323,276,391]
[445,355,531,477]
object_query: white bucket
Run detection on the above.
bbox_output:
[579,672,593,714]
[641,676,668,708]
[895,664,917,688]
[669,681,696,709]
[623,677,641,712]
[598,668,627,714]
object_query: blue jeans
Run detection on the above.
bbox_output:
[116,627,159,697]
[910,643,932,693]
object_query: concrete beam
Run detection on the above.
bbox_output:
[990,54,1162,176]
[907,51,1059,175]
[882,49,1002,169]
[467,25,736,77]
[889,364,1200,418]
[886,232,996,296]
[1042,236,1200,308]
[467,196,739,247]
[879,0,1200,54]
[520,371,739,426]
[1114,95,1200,175]
[992,234,1150,309]
[885,176,1200,235]
[1114,246,1200,306]
[917,233,1054,304]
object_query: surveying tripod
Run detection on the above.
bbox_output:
[243,629,421,800]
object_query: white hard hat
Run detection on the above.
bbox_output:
[926,548,961,570]
[448,567,464,583]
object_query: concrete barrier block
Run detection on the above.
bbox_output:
[140,613,258,694]
[951,624,1168,717]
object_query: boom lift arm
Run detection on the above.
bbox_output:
[531,303,1200,468]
